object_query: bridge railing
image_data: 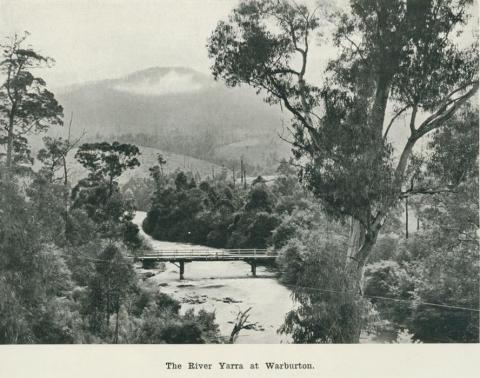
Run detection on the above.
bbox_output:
[137,248,272,259]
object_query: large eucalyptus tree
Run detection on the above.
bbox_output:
[207,1,478,341]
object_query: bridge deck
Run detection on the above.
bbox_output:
[134,249,277,279]
[135,248,276,262]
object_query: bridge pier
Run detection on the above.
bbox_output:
[249,260,257,277]
[179,261,185,280]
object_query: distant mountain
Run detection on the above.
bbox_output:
[56,66,284,139]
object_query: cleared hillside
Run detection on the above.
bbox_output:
[32,145,224,186]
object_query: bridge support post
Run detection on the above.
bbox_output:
[250,261,257,277]
[179,261,185,280]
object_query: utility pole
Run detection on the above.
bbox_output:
[240,157,244,187]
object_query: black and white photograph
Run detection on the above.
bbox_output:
[0,0,478,356]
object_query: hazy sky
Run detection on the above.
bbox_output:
[0,0,476,91]
[0,0,242,89]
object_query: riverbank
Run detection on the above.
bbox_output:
[133,211,295,343]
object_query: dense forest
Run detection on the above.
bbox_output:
[1,0,479,345]
[0,34,222,344]
[141,159,300,249]
[140,108,479,342]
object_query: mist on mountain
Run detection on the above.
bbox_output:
[53,66,290,172]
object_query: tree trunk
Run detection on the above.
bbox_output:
[370,74,392,139]
[346,218,365,268]
[5,113,15,172]
[106,285,111,327]
[114,307,120,344]
[63,156,70,237]
[63,156,68,186]
[343,219,380,343]
[108,175,114,197]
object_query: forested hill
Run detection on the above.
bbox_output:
[56,145,224,186]
[55,66,283,138]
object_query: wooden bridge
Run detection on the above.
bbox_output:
[134,249,277,279]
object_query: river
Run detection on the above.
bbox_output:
[133,211,295,343]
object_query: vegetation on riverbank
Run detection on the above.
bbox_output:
[142,159,304,249]
[141,108,479,343]
[1,0,479,345]
[0,34,221,343]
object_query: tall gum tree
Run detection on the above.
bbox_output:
[72,141,141,239]
[0,32,63,174]
[207,0,478,339]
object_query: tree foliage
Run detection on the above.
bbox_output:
[144,169,290,249]
[207,0,479,314]
[0,33,222,346]
[0,32,63,172]
[72,141,140,239]
[75,142,140,193]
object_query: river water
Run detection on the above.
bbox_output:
[133,211,295,343]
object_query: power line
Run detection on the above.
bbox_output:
[282,283,480,313]
[61,250,479,312]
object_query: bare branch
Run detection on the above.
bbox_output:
[268,67,301,76]
[67,129,86,152]
[344,35,367,63]
[67,111,73,142]
[416,82,479,138]
[16,119,40,136]
[229,307,257,343]
[277,130,296,146]
[372,80,480,230]
[400,186,458,198]
[383,105,409,141]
